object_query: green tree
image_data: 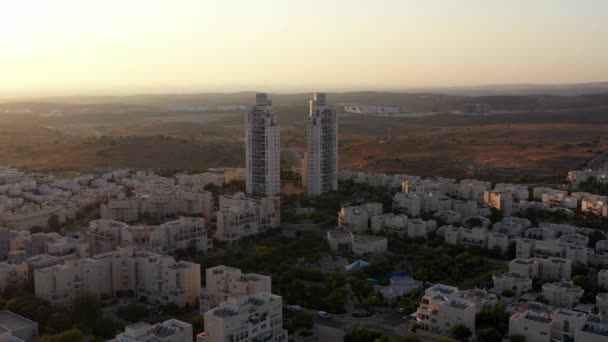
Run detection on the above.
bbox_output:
[292,312,314,331]
[477,328,503,342]
[344,325,391,342]
[48,214,62,232]
[449,324,472,341]
[164,303,181,316]
[72,292,101,331]
[191,315,205,335]
[115,303,147,322]
[92,318,123,339]
[54,329,85,342]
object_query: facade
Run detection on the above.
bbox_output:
[493,272,533,296]
[34,245,201,308]
[203,292,287,342]
[215,197,280,244]
[0,262,28,293]
[110,319,193,342]
[326,230,354,251]
[302,93,338,197]
[201,265,272,312]
[338,202,383,233]
[245,93,280,197]
[542,281,584,308]
[484,190,514,215]
[393,192,421,217]
[88,217,211,255]
[351,235,388,256]
[414,284,476,336]
[509,257,571,281]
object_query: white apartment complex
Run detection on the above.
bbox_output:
[34,245,201,308]
[88,217,211,255]
[215,196,280,244]
[245,93,280,197]
[110,319,193,342]
[203,292,287,342]
[201,265,271,312]
[414,284,476,336]
[302,93,338,197]
[338,202,383,233]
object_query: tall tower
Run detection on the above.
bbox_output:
[303,93,338,197]
[245,93,281,197]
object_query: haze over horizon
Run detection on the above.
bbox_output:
[2,0,608,98]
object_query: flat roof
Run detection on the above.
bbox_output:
[0,311,37,331]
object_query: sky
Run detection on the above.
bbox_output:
[1,0,607,97]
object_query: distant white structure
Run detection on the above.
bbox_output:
[509,257,571,281]
[338,202,383,233]
[245,93,280,197]
[302,93,338,197]
[493,273,533,296]
[542,281,584,308]
[203,292,287,342]
[34,245,201,308]
[200,265,271,312]
[215,196,280,244]
[88,217,211,255]
[351,235,388,256]
[110,319,193,342]
[414,284,476,337]
[343,105,400,114]
[484,190,514,215]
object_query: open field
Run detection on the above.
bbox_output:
[1,95,607,182]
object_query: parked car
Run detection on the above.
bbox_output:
[352,310,371,318]
[288,305,303,312]
[317,311,331,319]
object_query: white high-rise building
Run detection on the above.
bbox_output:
[245,93,280,197]
[302,93,338,197]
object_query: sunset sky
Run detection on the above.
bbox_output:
[1,0,607,97]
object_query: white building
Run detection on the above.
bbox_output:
[509,257,571,281]
[351,235,388,256]
[35,245,201,308]
[415,284,476,336]
[110,319,193,342]
[203,292,287,342]
[392,192,421,217]
[0,262,28,293]
[508,305,587,342]
[326,230,354,251]
[338,202,382,233]
[302,93,338,197]
[484,190,514,215]
[0,310,38,342]
[493,272,533,296]
[201,265,272,312]
[215,197,280,244]
[542,281,584,308]
[245,93,281,197]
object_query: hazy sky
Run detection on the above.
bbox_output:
[1,0,607,97]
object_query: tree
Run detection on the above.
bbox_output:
[116,303,147,322]
[477,328,503,342]
[292,312,314,331]
[164,302,181,316]
[344,325,391,342]
[191,315,205,335]
[449,324,472,341]
[53,329,85,342]
[92,318,123,339]
[72,292,101,331]
[572,274,587,288]
[47,214,62,232]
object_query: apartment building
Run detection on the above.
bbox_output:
[492,216,530,237]
[351,235,388,256]
[245,93,280,197]
[494,183,529,201]
[542,281,584,308]
[414,284,476,336]
[302,93,338,197]
[326,230,354,251]
[201,265,272,312]
[338,202,382,233]
[449,179,491,204]
[509,257,571,281]
[203,292,287,342]
[516,238,588,266]
[0,262,28,293]
[493,272,533,296]
[392,192,422,217]
[509,305,587,342]
[483,190,514,215]
[433,210,462,224]
[215,197,280,244]
[101,187,214,222]
[218,192,256,211]
[443,226,509,253]
[598,269,608,290]
[89,217,211,255]
[35,245,201,308]
[110,319,193,342]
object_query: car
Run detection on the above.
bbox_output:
[317,311,331,319]
[352,310,371,318]
[396,307,405,314]
[288,305,303,312]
